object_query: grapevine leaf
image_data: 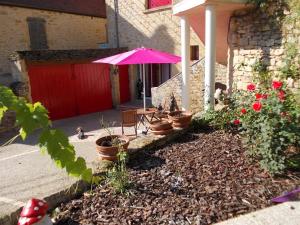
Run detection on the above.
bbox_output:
[0,105,7,121]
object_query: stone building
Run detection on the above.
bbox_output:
[106,0,227,111]
[0,0,107,86]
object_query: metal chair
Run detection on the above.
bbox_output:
[121,109,138,137]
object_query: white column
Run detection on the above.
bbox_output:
[180,16,191,111]
[204,4,216,111]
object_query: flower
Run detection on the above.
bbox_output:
[233,119,240,125]
[256,93,268,100]
[255,93,262,100]
[247,83,256,91]
[272,81,283,90]
[241,108,247,114]
[252,101,262,112]
[280,112,287,117]
[278,90,285,101]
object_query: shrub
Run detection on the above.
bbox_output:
[224,81,300,174]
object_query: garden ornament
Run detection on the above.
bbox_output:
[76,127,85,140]
[271,188,300,203]
[169,94,176,112]
[214,88,222,101]
[286,77,295,88]
[18,198,53,225]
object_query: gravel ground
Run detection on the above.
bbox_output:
[54,130,300,225]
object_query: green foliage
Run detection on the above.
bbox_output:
[213,81,300,175]
[280,43,300,80]
[0,85,95,183]
[107,148,130,194]
[252,60,272,88]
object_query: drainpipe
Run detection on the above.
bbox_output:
[180,16,191,111]
[114,0,120,48]
[204,4,216,111]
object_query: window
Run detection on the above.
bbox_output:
[148,0,172,9]
[27,17,48,50]
[190,45,199,61]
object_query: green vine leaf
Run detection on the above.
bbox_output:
[0,105,8,121]
[0,85,96,183]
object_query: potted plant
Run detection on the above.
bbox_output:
[150,119,173,135]
[95,119,130,161]
[168,111,192,129]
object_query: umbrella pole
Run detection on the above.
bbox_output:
[143,64,146,110]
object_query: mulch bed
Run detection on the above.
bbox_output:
[54,130,300,225]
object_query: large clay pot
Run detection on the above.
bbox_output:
[96,135,130,161]
[168,111,192,129]
[150,119,173,135]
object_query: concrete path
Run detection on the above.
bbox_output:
[0,109,145,221]
[216,201,300,225]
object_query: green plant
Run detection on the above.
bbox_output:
[280,43,300,80]
[107,147,130,194]
[234,81,300,174]
[252,60,272,87]
[0,85,98,183]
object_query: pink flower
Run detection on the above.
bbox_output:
[233,119,240,125]
[241,108,247,114]
[256,93,268,100]
[272,81,283,90]
[252,101,262,112]
[247,83,256,91]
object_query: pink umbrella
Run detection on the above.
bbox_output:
[94,47,181,110]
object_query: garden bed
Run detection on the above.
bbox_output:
[53,129,299,225]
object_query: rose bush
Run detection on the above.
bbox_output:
[234,81,300,174]
[203,80,300,175]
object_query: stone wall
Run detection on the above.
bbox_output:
[0,5,107,86]
[229,3,300,90]
[152,60,227,113]
[106,0,203,75]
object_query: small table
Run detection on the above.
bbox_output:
[137,108,158,132]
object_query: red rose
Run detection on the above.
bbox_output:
[280,112,287,117]
[272,81,283,90]
[233,119,240,125]
[252,101,262,112]
[247,83,256,91]
[255,93,262,99]
[278,90,285,101]
[256,93,268,100]
[241,108,247,114]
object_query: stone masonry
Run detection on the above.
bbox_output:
[229,3,300,91]
[152,60,227,113]
[106,0,203,75]
[0,5,107,86]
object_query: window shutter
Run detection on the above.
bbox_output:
[27,17,48,50]
[148,0,172,9]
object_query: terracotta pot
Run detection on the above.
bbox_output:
[150,119,172,131]
[168,111,192,128]
[151,128,173,135]
[95,135,130,161]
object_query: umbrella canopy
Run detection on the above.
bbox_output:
[93,47,181,65]
[93,47,181,111]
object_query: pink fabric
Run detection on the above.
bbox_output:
[93,47,181,65]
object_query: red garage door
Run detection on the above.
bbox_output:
[28,63,112,120]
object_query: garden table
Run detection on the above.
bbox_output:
[137,108,159,132]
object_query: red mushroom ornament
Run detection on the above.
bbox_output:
[18,198,53,225]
